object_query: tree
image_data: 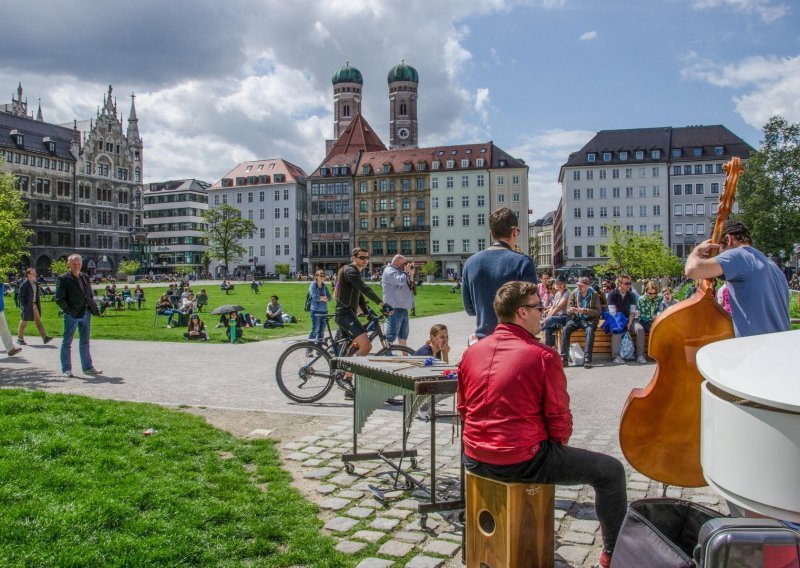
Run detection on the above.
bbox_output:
[50,258,69,277]
[118,260,141,275]
[0,162,32,273]
[203,204,256,275]
[736,116,800,258]
[593,224,683,280]
[174,263,193,276]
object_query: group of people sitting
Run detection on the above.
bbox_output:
[94,284,146,313]
[538,273,680,368]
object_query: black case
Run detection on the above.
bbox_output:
[694,518,800,567]
[611,499,724,568]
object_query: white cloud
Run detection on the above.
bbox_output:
[579,30,597,41]
[474,88,491,127]
[682,54,800,127]
[688,0,789,23]
[489,47,502,65]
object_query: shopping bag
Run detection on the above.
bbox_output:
[569,343,585,366]
[620,332,635,360]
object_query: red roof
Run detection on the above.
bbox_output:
[311,113,387,176]
[210,158,307,188]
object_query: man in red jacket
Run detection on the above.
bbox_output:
[458,281,626,568]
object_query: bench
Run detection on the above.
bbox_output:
[554,320,649,360]
[465,472,555,568]
[220,284,234,294]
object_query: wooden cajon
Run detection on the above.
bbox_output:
[465,472,555,568]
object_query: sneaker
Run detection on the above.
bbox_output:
[636,355,648,364]
[7,347,22,357]
[595,549,612,568]
[612,356,625,365]
[561,359,569,368]
[62,370,73,378]
[343,388,354,401]
[305,349,313,357]
[43,336,54,344]
[83,368,103,376]
[583,361,593,369]
[16,338,26,345]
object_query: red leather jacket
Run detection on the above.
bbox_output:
[457,323,573,465]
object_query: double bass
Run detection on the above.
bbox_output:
[618,157,743,488]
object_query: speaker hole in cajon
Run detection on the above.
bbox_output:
[478,509,495,536]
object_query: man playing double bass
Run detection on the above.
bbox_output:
[685,220,790,337]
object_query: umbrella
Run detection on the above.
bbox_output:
[211,304,245,315]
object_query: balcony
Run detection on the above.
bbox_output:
[394,225,430,232]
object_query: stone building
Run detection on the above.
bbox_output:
[143,179,210,275]
[1,83,144,275]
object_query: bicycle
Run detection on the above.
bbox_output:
[275,309,415,403]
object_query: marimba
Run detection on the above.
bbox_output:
[332,356,464,523]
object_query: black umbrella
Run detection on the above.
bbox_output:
[211,304,245,315]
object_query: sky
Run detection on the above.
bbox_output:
[1,0,798,221]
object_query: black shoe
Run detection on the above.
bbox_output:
[584,361,593,369]
[385,397,404,406]
[43,336,53,344]
[343,388,354,400]
[562,359,569,368]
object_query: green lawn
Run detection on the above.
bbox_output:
[3,282,465,343]
[0,389,352,567]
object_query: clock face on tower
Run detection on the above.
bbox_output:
[397,127,410,140]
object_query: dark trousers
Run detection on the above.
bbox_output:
[464,440,627,552]
[543,314,568,348]
[561,318,597,363]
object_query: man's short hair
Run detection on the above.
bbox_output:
[494,281,539,323]
[578,276,591,285]
[67,253,82,263]
[721,220,752,245]
[351,247,368,258]
[489,208,519,240]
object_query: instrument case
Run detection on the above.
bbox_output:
[693,518,800,567]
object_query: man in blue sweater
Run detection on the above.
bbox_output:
[462,207,538,338]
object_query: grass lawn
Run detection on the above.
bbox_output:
[2,282,465,343]
[0,389,354,567]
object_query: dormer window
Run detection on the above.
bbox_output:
[340,166,349,175]
[672,148,681,158]
[693,147,702,157]
[619,151,628,161]
[320,167,329,176]
[635,150,644,160]
[10,129,23,148]
[499,159,507,167]
[652,149,661,159]
[451,150,457,155]
[273,174,285,183]
[403,162,412,172]
[42,136,56,154]
[461,159,469,167]
[437,150,445,156]
[332,166,340,176]
[259,175,268,184]
[245,165,252,172]
[417,161,427,171]
[465,149,472,154]
[480,147,487,153]
[383,163,391,173]
[476,158,485,167]
[587,153,596,162]
[714,146,724,156]
[431,160,440,170]
[603,152,612,161]
[445,160,455,169]
[362,165,370,174]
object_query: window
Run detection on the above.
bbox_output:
[574,226,582,237]
[512,175,520,185]
[612,169,619,179]
[652,150,661,159]
[573,208,581,219]
[477,174,485,187]
[477,195,485,207]
[259,191,265,201]
[461,175,469,188]
[260,209,265,219]
[446,176,454,188]
[461,159,469,168]
[573,171,581,181]
[635,150,644,160]
[639,186,647,198]
[587,226,595,237]
[603,152,611,162]
[695,204,705,215]
[599,170,607,180]
[574,245,582,258]
[653,185,661,197]
[673,166,681,175]
[654,224,662,233]
[640,205,647,216]
[446,160,454,169]
[446,196,454,208]
[432,215,439,227]
[275,227,281,238]
[674,204,682,216]
[462,214,469,226]
[612,187,620,198]
[432,197,439,208]
[431,177,438,189]
[674,184,682,196]
[711,182,720,194]
[684,204,693,216]
[695,183,704,195]
[587,207,594,218]
[497,194,505,203]
[600,226,608,237]
[247,210,253,220]
[685,184,693,195]
[587,171,594,180]
[462,195,469,207]
[497,176,505,186]
[626,225,634,232]
[274,189,280,200]
[477,213,485,226]
[685,224,694,235]
[684,165,692,175]
[625,168,632,179]
[283,207,289,218]
[620,152,628,161]
[477,238,486,250]
[573,189,581,200]
[274,208,280,219]
[626,187,634,198]
[711,203,719,214]
[639,224,647,233]
[462,239,470,253]
[694,165,703,174]
[447,215,454,227]
[588,153,596,162]
[696,223,706,235]
[626,206,634,217]
[673,148,682,158]
[447,239,454,253]
[613,206,620,217]
[652,167,660,177]
[600,207,608,218]
[432,240,440,253]
[653,205,661,216]
[587,245,596,258]
[599,187,607,199]
[587,188,594,199]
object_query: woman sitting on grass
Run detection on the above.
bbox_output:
[184,314,208,341]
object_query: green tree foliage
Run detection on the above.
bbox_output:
[593,224,683,280]
[0,162,32,273]
[736,116,800,257]
[118,260,141,275]
[174,263,193,276]
[49,259,69,276]
[203,204,256,275]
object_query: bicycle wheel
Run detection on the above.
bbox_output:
[275,342,334,403]
[375,344,416,357]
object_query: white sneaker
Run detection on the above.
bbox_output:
[636,355,648,364]
[62,370,73,378]
[612,356,625,365]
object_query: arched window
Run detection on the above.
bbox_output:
[399,101,407,116]
[343,104,350,117]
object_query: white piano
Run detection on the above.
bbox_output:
[697,328,800,522]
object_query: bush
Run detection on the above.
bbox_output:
[274,263,291,275]
[419,260,440,277]
[118,260,141,275]
[49,259,69,276]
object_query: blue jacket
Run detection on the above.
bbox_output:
[308,281,331,312]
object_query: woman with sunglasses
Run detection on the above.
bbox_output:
[636,280,662,334]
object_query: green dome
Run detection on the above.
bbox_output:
[387,60,418,83]
[332,62,363,85]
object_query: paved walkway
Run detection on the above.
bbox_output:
[0,310,728,567]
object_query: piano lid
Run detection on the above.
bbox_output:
[696,328,800,412]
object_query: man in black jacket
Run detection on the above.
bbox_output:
[335,247,389,356]
[55,254,102,378]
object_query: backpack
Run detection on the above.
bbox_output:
[304,291,312,312]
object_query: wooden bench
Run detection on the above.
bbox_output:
[554,320,649,360]
[465,472,555,568]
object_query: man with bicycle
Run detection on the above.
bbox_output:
[335,247,392,398]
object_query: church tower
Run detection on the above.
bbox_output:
[332,62,363,141]
[388,60,419,149]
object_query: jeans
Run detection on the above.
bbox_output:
[611,323,646,358]
[543,314,568,349]
[561,318,597,362]
[385,308,409,342]
[308,310,326,343]
[61,312,93,372]
[464,440,627,552]
[0,311,14,351]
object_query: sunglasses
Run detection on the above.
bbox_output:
[520,303,544,311]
